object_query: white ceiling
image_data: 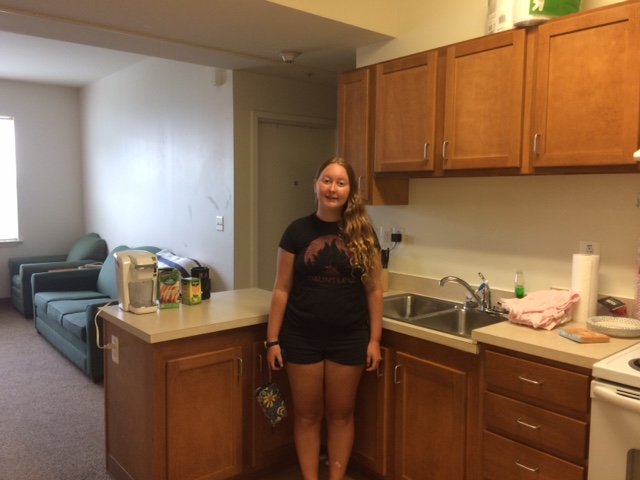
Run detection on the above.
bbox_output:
[0,0,393,87]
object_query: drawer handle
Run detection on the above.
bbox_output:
[515,459,539,473]
[516,418,541,430]
[518,375,543,386]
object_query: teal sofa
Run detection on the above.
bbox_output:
[31,245,160,382]
[9,233,108,318]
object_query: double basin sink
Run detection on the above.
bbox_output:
[383,293,505,339]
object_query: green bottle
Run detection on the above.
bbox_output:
[515,270,525,299]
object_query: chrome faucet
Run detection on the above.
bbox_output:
[439,272,492,312]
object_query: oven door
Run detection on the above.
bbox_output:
[588,379,640,480]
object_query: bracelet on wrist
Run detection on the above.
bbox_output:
[264,340,279,350]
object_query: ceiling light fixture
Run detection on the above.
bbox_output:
[280,50,300,64]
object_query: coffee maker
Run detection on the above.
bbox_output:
[115,250,158,314]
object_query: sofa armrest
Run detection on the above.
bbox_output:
[19,260,91,281]
[8,255,67,276]
[31,268,101,295]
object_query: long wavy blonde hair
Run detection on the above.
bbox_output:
[315,157,380,284]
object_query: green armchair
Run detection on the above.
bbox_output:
[8,233,108,318]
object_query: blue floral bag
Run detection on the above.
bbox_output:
[255,370,288,427]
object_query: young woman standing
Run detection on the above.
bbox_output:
[265,157,383,480]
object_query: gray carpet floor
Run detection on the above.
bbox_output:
[0,300,368,480]
[0,300,109,480]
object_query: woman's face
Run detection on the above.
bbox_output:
[314,163,351,213]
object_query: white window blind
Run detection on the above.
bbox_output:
[0,116,19,242]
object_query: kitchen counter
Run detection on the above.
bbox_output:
[99,286,639,369]
[99,288,272,343]
[472,319,639,369]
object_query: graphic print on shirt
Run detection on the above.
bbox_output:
[303,234,355,285]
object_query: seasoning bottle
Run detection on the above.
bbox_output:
[515,270,525,299]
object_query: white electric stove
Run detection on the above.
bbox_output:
[592,341,640,389]
[588,342,640,480]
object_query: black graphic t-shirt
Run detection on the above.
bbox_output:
[279,214,369,334]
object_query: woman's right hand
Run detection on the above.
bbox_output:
[266,345,284,370]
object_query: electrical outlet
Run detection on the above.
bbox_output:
[391,227,403,243]
[111,335,119,364]
[579,240,600,255]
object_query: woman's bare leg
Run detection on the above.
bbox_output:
[286,362,325,480]
[324,360,363,480]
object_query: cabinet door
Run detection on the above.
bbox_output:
[442,29,526,170]
[394,351,467,480]
[166,347,243,480]
[337,68,409,205]
[531,3,640,168]
[250,342,295,470]
[353,346,393,478]
[374,51,439,173]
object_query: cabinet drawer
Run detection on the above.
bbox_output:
[483,431,584,480]
[484,350,590,414]
[484,391,587,464]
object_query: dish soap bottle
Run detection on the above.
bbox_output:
[515,270,525,299]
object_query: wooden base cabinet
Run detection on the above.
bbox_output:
[480,347,591,479]
[352,346,393,477]
[104,322,295,480]
[166,346,244,479]
[352,332,481,480]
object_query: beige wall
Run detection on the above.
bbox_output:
[358,0,622,66]
[0,80,85,297]
[232,71,337,288]
[82,59,235,290]
[358,0,640,300]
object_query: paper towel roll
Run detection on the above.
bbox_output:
[571,254,599,323]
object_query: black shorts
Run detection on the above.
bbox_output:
[279,325,369,366]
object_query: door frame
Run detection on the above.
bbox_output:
[249,110,335,287]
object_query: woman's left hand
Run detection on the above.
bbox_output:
[365,340,382,372]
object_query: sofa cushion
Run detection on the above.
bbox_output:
[34,290,110,314]
[46,298,114,326]
[66,233,107,262]
[61,312,91,341]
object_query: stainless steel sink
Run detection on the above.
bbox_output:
[383,293,504,338]
[408,306,503,338]
[383,293,455,320]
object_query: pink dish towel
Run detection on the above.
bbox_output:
[500,289,580,330]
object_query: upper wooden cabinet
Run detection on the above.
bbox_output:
[529,2,640,169]
[337,67,409,205]
[442,29,526,171]
[374,51,439,173]
[338,1,640,180]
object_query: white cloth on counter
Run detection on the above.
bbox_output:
[500,289,580,330]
